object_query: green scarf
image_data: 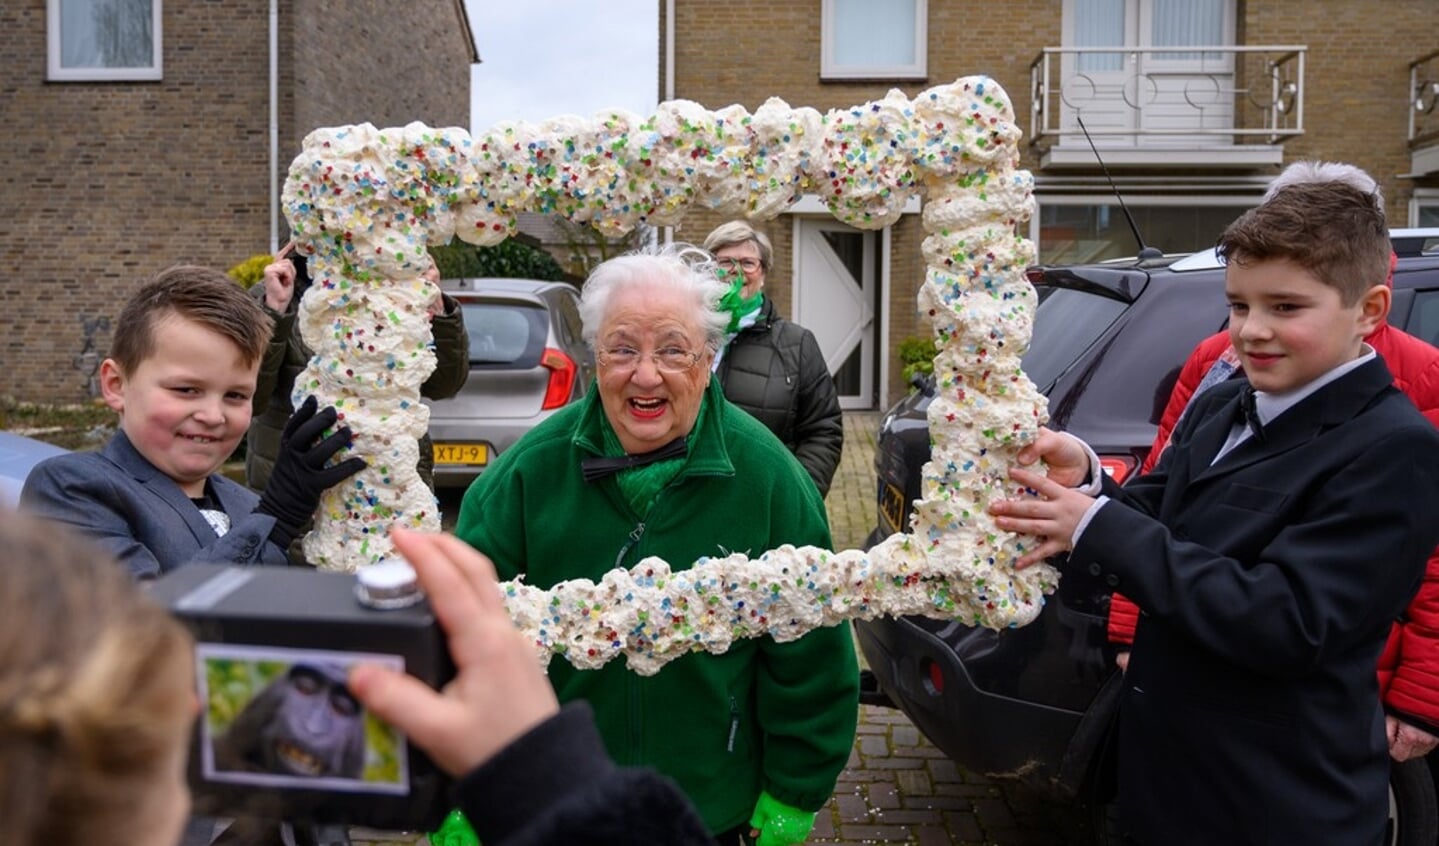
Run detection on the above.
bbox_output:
[716,269,764,334]
[599,396,709,514]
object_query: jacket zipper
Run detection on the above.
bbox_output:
[727,695,740,752]
[614,521,646,569]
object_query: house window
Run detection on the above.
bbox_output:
[1073,0,1125,73]
[48,0,162,82]
[1150,0,1226,62]
[821,0,926,81]
[1413,189,1439,227]
[1033,197,1253,264]
[1066,0,1231,67]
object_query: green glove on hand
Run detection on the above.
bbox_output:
[429,808,479,846]
[747,791,816,846]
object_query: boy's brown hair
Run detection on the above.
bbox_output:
[109,265,272,374]
[1217,180,1389,305]
[0,511,195,843]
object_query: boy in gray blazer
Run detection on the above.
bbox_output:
[992,180,1439,845]
[21,265,362,580]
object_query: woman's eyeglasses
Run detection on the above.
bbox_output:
[716,257,762,273]
[597,345,705,373]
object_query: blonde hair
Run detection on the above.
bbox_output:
[0,512,195,844]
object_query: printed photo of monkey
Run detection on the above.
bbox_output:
[198,645,407,793]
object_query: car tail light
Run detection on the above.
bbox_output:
[923,658,945,694]
[1098,455,1137,485]
[540,347,577,410]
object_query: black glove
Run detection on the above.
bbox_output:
[256,395,366,548]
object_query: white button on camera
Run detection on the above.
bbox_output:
[354,562,424,610]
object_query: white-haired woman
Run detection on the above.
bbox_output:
[453,244,859,846]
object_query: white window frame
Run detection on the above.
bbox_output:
[821,0,927,81]
[1411,188,1439,228]
[1029,192,1258,262]
[47,0,163,82]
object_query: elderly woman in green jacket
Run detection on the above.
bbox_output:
[454,245,859,846]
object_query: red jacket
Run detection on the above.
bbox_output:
[1107,323,1439,732]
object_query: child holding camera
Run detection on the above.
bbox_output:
[0,511,714,846]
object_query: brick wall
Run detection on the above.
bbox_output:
[1241,0,1439,221]
[1,0,472,403]
[666,0,1439,406]
[289,0,471,156]
[667,0,1058,406]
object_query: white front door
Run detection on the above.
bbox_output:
[793,218,877,409]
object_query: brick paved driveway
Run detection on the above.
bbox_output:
[401,412,1094,846]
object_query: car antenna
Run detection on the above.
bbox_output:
[1076,116,1164,262]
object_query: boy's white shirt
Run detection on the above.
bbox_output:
[1067,345,1377,547]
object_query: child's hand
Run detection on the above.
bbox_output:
[255,396,366,546]
[1015,427,1092,488]
[990,466,1096,568]
[348,528,560,777]
[1387,715,1439,762]
[263,242,297,313]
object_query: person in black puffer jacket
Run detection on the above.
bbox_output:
[703,221,843,497]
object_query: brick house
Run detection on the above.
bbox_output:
[2,0,476,403]
[662,0,1439,409]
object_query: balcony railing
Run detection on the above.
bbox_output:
[1029,45,1306,148]
[1410,50,1439,147]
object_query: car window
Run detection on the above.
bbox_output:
[1021,286,1128,391]
[461,302,547,365]
[1406,290,1439,349]
[555,292,585,346]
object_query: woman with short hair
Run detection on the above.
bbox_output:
[454,243,859,846]
[702,221,844,497]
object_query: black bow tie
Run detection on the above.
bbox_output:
[1239,385,1266,443]
[580,437,689,482]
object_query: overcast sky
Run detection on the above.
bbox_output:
[465,0,660,134]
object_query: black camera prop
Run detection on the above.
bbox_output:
[150,563,455,830]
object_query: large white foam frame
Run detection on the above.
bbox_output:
[282,76,1056,675]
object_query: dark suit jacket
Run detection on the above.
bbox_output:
[20,430,289,579]
[1073,357,1439,845]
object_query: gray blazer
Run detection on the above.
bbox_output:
[20,430,289,579]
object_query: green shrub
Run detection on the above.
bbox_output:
[429,238,566,281]
[227,254,273,290]
[232,239,567,290]
[898,335,937,385]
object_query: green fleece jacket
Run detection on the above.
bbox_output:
[454,380,859,833]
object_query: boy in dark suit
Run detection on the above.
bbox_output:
[991,180,1439,845]
[21,265,363,580]
[22,265,366,845]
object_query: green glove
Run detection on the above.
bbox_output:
[747,791,816,846]
[429,808,479,846]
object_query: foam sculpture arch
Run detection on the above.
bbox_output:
[283,76,1056,675]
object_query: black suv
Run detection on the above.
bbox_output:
[857,230,1439,846]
